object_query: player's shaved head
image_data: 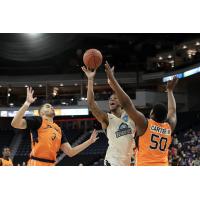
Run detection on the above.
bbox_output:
[38,104,49,116]
[150,103,167,123]
[38,103,55,118]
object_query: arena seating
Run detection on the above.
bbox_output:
[169,126,200,166]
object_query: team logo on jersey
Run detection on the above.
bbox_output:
[122,114,129,122]
[115,123,132,138]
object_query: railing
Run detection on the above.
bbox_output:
[55,129,104,165]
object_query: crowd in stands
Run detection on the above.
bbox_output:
[169,128,200,166]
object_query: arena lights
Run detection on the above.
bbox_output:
[169,60,175,68]
[187,49,197,59]
[182,45,187,49]
[187,49,197,55]
[52,87,59,97]
[24,85,28,88]
[168,54,172,59]
[74,83,78,86]
[81,97,87,101]
[158,56,163,60]
[196,41,200,46]
[163,65,200,82]
[59,83,64,87]
[38,84,42,88]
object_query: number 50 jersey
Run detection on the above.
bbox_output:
[135,119,172,166]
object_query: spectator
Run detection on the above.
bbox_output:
[169,128,200,166]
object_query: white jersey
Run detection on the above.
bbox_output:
[105,111,136,166]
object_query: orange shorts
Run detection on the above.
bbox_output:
[27,159,55,166]
[135,162,169,166]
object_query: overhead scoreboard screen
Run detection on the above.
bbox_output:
[163,65,200,82]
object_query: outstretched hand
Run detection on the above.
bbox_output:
[105,61,115,79]
[89,129,99,144]
[105,61,115,87]
[166,76,178,91]
[26,87,37,104]
[81,66,96,79]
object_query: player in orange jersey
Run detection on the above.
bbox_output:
[11,87,98,166]
[0,147,13,166]
[105,61,178,166]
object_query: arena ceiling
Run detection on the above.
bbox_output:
[0,33,200,76]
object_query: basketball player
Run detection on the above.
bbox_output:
[0,147,13,166]
[105,61,178,166]
[82,66,135,166]
[11,87,98,166]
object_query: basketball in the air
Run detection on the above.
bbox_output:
[83,49,103,70]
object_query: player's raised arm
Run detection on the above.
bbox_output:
[60,129,99,157]
[11,87,37,129]
[166,76,178,132]
[82,66,109,129]
[105,61,148,135]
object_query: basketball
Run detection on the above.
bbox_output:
[83,48,103,70]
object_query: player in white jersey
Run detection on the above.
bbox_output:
[82,66,135,166]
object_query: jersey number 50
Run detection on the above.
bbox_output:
[150,134,168,151]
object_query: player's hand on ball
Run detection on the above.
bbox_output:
[26,87,37,104]
[105,61,115,80]
[81,66,96,79]
[166,76,178,91]
[89,129,99,144]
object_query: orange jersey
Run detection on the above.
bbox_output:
[135,119,172,166]
[0,158,13,166]
[26,117,68,164]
